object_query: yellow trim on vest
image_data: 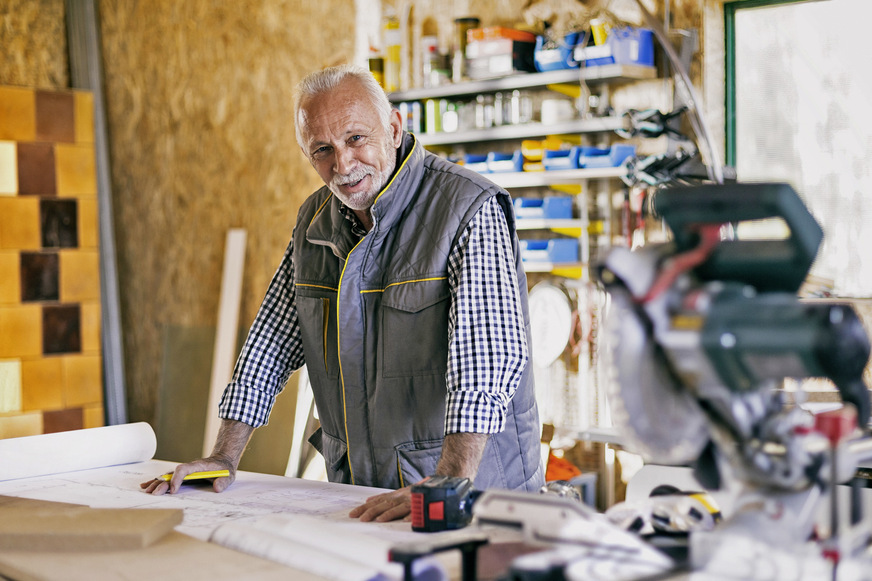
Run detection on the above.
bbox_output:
[370,135,418,212]
[297,282,338,292]
[397,457,405,488]
[309,195,333,227]
[359,276,448,294]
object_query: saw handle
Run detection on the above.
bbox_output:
[653,183,823,293]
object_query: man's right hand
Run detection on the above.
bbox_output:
[140,419,254,495]
[140,457,235,495]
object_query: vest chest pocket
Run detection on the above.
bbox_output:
[296,293,340,380]
[380,281,450,378]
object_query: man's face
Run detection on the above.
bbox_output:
[298,79,403,212]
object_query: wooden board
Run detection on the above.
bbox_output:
[0,505,182,551]
[0,496,81,510]
[0,496,322,580]
[0,531,319,581]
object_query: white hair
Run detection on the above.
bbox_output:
[293,64,394,148]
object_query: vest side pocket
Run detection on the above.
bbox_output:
[395,438,443,487]
[308,427,351,483]
[296,293,340,380]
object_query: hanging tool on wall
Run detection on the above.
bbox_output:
[616,106,689,140]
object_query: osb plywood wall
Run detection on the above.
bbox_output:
[0,0,69,90]
[97,0,355,427]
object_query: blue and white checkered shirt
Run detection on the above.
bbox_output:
[218,195,528,435]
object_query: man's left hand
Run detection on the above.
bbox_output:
[349,486,412,522]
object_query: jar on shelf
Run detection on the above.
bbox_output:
[442,102,459,133]
[493,92,507,126]
[509,90,533,125]
[474,94,495,129]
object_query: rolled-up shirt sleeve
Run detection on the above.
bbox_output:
[445,195,529,435]
[218,240,306,427]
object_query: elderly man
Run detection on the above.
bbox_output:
[143,64,544,522]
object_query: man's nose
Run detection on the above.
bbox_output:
[334,146,356,175]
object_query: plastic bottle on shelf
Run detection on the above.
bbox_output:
[383,11,401,92]
[421,36,438,88]
[452,17,480,83]
[494,92,506,126]
[442,102,459,133]
[368,48,385,89]
[474,94,495,129]
[509,90,533,125]
[424,98,442,133]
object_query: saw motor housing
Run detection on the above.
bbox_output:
[598,183,871,492]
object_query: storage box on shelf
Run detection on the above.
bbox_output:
[574,27,655,68]
[515,195,584,275]
[465,27,538,80]
[534,32,584,73]
[514,196,574,220]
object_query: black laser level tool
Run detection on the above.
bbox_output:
[410,476,479,532]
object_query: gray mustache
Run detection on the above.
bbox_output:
[333,167,373,186]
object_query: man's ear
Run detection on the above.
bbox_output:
[388,108,403,147]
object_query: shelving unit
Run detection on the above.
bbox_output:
[486,166,627,189]
[515,218,585,231]
[415,117,627,146]
[389,65,654,280]
[388,64,656,101]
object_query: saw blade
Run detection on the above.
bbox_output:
[602,289,710,465]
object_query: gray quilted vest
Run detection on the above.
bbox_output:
[295,133,544,492]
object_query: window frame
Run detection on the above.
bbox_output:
[724,0,810,167]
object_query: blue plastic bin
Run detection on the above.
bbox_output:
[611,27,654,66]
[542,147,580,170]
[487,150,524,173]
[534,32,584,72]
[574,27,654,68]
[514,196,574,220]
[520,239,578,263]
[576,146,609,167]
[464,153,490,173]
[578,144,636,168]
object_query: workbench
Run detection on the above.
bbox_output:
[0,423,480,581]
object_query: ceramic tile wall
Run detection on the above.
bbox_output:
[0,85,103,439]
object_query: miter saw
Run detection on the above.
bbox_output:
[597,181,872,578]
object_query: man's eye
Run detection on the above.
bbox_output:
[312,146,329,157]
[349,135,363,143]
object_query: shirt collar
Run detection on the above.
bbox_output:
[338,204,368,239]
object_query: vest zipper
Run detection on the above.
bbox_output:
[336,236,368,486]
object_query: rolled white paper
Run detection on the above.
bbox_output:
[0,422,157,481]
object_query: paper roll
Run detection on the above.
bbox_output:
[209,515,446,581]
[0,422,157,481]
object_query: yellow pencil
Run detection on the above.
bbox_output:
[158,469,230,482]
